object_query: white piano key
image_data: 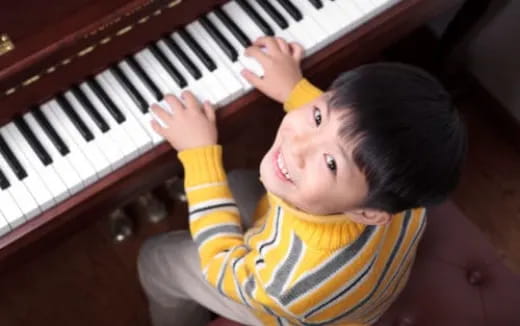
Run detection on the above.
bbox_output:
[190,19,253,93]
[156,39,215,104]
[48,99,112,177]
[245,0,298,43]
[97,71,154,153]
[171,31,231,106]
[135,49,183,96]
[186,22,245,104]
[207,12,265,78]
[118,60,158,105]
[115,63,165,144]
[0,188,26,229]
[285,0,332,48]
[10,120,70,203]
[265,0,321,54]
[24,112,84,194]
[81,78,141,163]
[327,0,366,32]
[223,1,266,41]
[1,124,55,211]
[65,88,126,170]
[40,102,99,186]
[0,208,11,236]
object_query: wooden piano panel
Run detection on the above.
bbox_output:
[0,0,463,269]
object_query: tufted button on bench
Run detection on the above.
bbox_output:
[209,201,520,326]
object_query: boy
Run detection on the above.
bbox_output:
[138,37,467,326]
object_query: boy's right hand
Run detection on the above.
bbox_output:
[241,37,304,103]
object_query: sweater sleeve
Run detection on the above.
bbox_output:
[283,78,323,112]
[178,145,267,307]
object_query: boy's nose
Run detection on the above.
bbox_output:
[289,131,314,170]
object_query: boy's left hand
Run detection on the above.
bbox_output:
[150,91,218,151]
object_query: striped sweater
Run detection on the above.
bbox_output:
[177,79,427,326]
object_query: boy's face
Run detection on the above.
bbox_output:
[260,93,369,215]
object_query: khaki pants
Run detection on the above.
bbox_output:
[138,170,265,326]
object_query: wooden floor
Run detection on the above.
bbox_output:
[0,40,519,326]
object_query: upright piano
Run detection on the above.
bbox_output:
[0,0,462,266]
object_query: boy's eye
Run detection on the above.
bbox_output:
[325,154,337,173]
[313,106,322,126]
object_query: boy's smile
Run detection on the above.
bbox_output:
[260,93,369,216]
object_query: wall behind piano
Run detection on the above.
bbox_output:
[451,1,520,122]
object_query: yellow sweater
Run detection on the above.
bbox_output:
[178,80,426,326]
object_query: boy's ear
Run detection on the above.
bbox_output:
[346,208,392,226]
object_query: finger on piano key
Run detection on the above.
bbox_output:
[156,38,216,104]
[1,124,55,211]
[186,22,245,104]
[10,119,70,203]
[70,84,128,169]
[0,209,12,236]
[207,12,264,79]
[0,169,26,228]
[24,111,84,194]
[48,99,112,177]
[96,71,155,154]
[110,65,149,113]
[266,0,321,53]
[125,56,163,102]
[40,102,100,184]
[247,0,297,43]
[171,31,231,105]
[0,152,38,222]
[135,49,182,97]
[223,1,267,41]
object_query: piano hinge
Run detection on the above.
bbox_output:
[0,34,14,56]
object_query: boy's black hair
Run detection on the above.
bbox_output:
[328,62,467,213]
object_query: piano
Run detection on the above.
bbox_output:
[0,0,462,266]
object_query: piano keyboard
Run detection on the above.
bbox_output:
[0,0,398,236]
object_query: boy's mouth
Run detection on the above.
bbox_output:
[274,150,293,183]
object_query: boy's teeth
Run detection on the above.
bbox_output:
[277,153,291,181]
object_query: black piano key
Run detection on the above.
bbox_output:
[214,7,252,48]
[149,43,188,88]
[14,116,53,166]
[178,29,217,72]
[111,66,149,113]
[56,94,94,142]
[257,0,289,29]
[86,79,126,124]
[33,108,70,156]
[199,16,238,62]
[126,56,163,101]
[276,0,303,21]
[236,0,274,36]
[0,134,27,180]
[0,168,9,190]
[163,37,202,80]
[71,86,110,133]
[307,0,323,9]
